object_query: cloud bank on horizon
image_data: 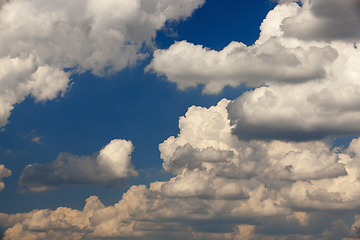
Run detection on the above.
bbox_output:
[2,0,360,239]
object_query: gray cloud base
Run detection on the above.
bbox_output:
[18,139,138,192]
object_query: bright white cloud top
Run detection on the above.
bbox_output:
[2,0,360,239]
[0,0,204,127]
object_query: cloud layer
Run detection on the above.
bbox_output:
[0,0,204,127]
[18,139,138,192]
[3,101,360,239]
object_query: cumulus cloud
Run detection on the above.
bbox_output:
[147,38,338,94]
[147,1,360,142]
[18,139,138,192]
[147,2,344,95]
[0,164,11,191]
[4,100,360,239]
[282,0,360,42]
[4,1,360,239]
[0,0,204,128]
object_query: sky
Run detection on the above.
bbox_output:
[1,0,360,239]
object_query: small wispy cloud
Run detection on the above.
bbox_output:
[23,130,43,145]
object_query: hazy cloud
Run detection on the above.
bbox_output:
[0,164,11,191]
[18,139,138,192]
[23,130,44,144]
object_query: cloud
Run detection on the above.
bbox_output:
[18,139,138,192]
[146,38,338,94]
[0,165,11,191]
[147,3,343,94]
[23,130,44,144]
[281,0,360,42]
[146,0,360,141]
[226,42,360,141]
[0,0,204,128]
[147,1,360,142]
[3,1,360,239]
[4,100,360,239]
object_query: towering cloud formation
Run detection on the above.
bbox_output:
[3,101,360,239]
[0,0,204,127]
[0,165,11,191]
[18,139,138,192]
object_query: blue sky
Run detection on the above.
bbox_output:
[1,0,360,239]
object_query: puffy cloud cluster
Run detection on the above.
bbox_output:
[148,1,360,142]
[3,101,360,239]
[147,39,338,94]
[18,139,138,192]
[0,0,204,127]
[0,164,11,191]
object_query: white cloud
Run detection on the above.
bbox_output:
[3,1,360,239]
[0,164,11,191]
[0,0,204,127]
[147,3,341,94]
[147,1,360,141]
[18,139,138,192]
[227,45,360,141]
[4,100,360,239]
[146,38,337,94]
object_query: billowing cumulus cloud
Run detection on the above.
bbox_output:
[146,39,338,94]
[147,2,345,95]
[4,101,360,239]
[18,139,138,192]
[0,164,11,191]
[0,0,204,127]
[148,0,360,141]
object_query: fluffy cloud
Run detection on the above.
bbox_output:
[0,164,11,191]
[18,139,138,192]
[3,1,360,239]
[147,1,360,141]
[227,77,360,141]
[0,0,204,127]
[147,2,345,95]
[147,38,338,94]
[4,100,360,239]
